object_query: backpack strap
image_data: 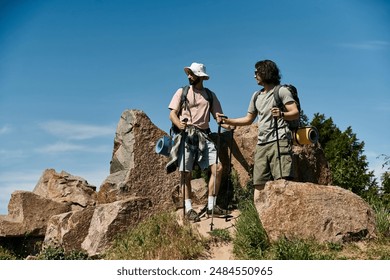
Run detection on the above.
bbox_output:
[179,85,190,113]
[179,85,213,109]
[273,85,284,110]
[179,85,214,118]
[253,86,283,113]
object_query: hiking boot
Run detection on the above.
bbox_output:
[186,209,200,222]
[206,205,230,217]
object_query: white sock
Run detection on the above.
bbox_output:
[208,196,217,210]
[185,199,192,212]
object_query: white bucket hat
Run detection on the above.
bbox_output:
[184,62,209,80]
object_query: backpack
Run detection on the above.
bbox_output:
[171,85,214,134]
[254,84,301,131]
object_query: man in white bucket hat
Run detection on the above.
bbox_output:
[168,62,231,222]
[184,62,209,80]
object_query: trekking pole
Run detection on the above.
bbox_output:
[274,116,283,179]
[181,118,188,219]
[224,127,234,222]
[210,121,222,231]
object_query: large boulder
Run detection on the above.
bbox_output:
[255,180,376,243]
[81,197,152,256]
[0,191,71,237]
[43,206,95,252]
[292,144,332,185]
[44,196,153,256]
[97,110,180,213]
[33,169,97,211]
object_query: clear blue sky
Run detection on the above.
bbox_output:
[0,0,389,214]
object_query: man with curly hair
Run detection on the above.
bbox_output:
[217,59,299,202]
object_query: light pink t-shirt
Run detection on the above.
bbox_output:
[168,86,223,130]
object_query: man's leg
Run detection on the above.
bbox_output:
[182,171,200,221]
[253,144,271,218]
[271,139,293,180]
[208,162,223,212]
[183,171,192,210]
[178,141,200,222]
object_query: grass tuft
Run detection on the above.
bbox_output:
[104,211,207,260]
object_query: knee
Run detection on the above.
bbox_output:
[216,163,223,173]
[210,163,223,174]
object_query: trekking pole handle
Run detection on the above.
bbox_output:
[217,115,227,125]
[180,118,188,132]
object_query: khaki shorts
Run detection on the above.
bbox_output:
[253,139,293,186]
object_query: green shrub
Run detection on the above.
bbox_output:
[270,237,334,260]
[209,228,232,243]
[233,200,269,259]
[368,199,390,239]
[36,246,90,260]
[0,246,17,260]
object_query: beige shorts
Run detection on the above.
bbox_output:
[253,139,293,186]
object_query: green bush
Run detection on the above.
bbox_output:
[233,200,269,259]
[373,204,390,239]
[36,246,90,260]
[270,237,333,260]
[0,246,17,260]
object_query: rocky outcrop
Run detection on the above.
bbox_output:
[0,191,71,237]
[0,109,377,258]
[81,197,152,256]
[44,196,152,256]
[43,206,95,252]
[255,180,376,243]
[33,169,97,211]
[98,110,180,213]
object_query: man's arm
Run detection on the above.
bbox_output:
[281,101,299,121]
[217,112,256,126]
[169,109,187,131]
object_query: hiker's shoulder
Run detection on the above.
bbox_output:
[277,86,295,100]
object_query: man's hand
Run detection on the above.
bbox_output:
[271,107,283,119]
[178,118,188,130]
[216,113,227,124]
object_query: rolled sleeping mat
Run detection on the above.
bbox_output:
[294,126,319,145]
[155,135,173,157]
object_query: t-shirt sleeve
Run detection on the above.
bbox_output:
[210,91,223,119]
[279,87,295,105]
[247,91,259,114]
[168,88,183,111]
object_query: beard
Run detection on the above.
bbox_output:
[189,76,200,85]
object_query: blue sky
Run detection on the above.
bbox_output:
[0,0,389,214]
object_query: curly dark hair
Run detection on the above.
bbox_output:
[255,60,281,85]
